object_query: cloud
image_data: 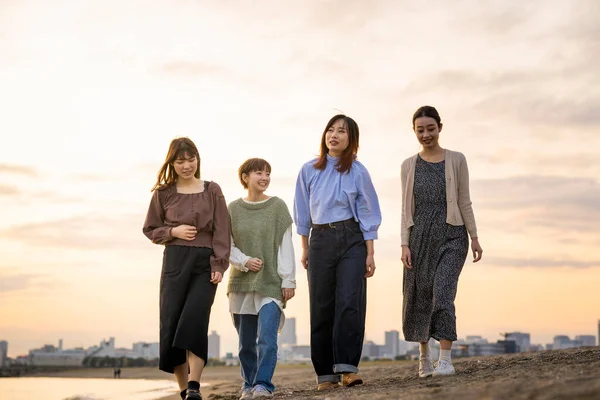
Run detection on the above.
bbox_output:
[0,184,21,196]
[0,163,37,177]
[399,67,600,130]
[0,188,82,205]
[0,213,148,250]
[375,174,600,240]
[0,275,33,293]
[475,176,599,211]
[486,256,600,269]
[160,61,234,78]
[0,272,61,293]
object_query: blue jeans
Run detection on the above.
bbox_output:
[233,301,281,392]
[307,220,367,384]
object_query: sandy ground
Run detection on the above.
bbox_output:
[31,347,600,400]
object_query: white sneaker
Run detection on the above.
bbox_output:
[239,388,253,400]
[252,385,274,398]
[433,359,456,376]
[418,356,434,378]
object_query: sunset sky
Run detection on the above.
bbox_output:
[1,0,599,358]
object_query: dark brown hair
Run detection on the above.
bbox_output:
[412,105,442,128]
[238,158,272,189]
[151,137,200,191]
[313,114,359,174]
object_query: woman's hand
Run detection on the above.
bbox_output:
[245,258,263,272]
[210,271,223,284]
[365,254,376,278]
[171,225,197,241]
[282,288,295,301]
[471,238,483,262]
[401,245,413,269]
[301,248,309,270]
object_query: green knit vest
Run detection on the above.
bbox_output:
[227,197,293,301]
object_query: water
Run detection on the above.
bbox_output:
[0,377,181,400]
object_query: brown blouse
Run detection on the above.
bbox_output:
[142,181,231,274]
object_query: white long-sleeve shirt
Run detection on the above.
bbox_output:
[228,198,296,330]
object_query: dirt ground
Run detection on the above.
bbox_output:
[33,347,600,399]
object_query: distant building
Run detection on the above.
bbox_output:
[553,335,570,350]
[530,344,545,352]
[29,340,86,367]
[552,335,584,350]
[86,337,140,358]
[86,337,116,357]
[505,332,531,352]
[279,318,297,345]
[465,336,488,344]
[597,320,600,348]
[132,342,160,359]
[0,341,8,367]
[383,331,400,358]
[291,345,311,359]
[362,340,382,358]
[575,335,596,347]
[223,352,239,366]
[208,331,220,359]
[454,340,517,357]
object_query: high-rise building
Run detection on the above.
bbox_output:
[384,330,400,357]
[505,332,531,352]
[575,335,596,347]
[362,341,381,358]
[208,331,220,359]
[279,318,297,345]
[553,335,570,350]
[0,341,8,367]
[598,320,600,347]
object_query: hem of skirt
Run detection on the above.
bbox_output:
[159,364,175,374]
[431,333,458,342]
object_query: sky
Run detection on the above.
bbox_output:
[1,0,599,358]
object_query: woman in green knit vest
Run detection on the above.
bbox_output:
[227,158,296,400]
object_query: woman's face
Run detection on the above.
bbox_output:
[173,152,198,180]
[325,118,349,157]
[413,116,442,148]
[244,168,271,193]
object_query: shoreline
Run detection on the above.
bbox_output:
[7,349,600,399]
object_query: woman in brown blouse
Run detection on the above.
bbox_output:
[143,137,230,400]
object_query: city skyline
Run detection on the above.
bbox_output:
[2,321,598,360]
[1,0,600,359]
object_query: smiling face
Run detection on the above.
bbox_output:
[172,152,198,181]
[237,158,272,192]
[413,116,443,148]
[325,118,349,157]
[243,168,271,194]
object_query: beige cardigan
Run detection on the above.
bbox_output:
[401,149,478,246]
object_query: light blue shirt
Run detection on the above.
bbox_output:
[293,154,382,240]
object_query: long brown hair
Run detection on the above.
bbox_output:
[313,114,359,173]
[151,137,200,191]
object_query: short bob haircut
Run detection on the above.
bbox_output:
[238,158,272,189]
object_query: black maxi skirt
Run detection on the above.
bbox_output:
[159,245,216,373]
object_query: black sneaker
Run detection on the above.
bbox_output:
[185,388,202,400]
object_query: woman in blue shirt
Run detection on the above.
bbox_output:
[294,115,382,391]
